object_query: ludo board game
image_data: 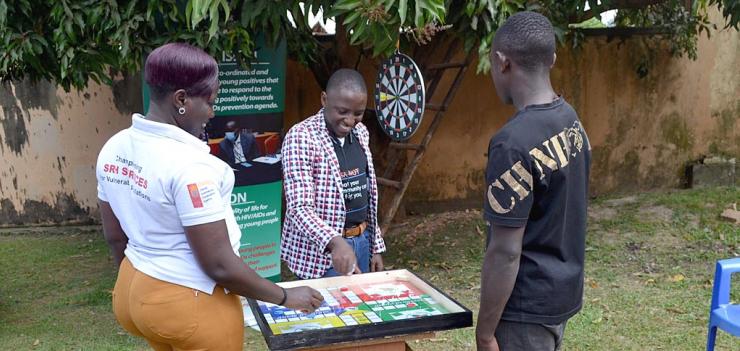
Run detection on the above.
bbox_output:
[247,269,472,350]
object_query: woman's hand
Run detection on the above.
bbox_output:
[283,286,324,313]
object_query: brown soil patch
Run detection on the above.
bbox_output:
[637,205,674,223]
[390,210,482,245]
[588,205,618,222]
[603,196,638,207]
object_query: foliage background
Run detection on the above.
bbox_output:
[1,0,738,90]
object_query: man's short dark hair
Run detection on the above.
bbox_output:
[326,69,367,95]
[492,11,556,72]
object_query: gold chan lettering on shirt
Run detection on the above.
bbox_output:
[487,122,589,214]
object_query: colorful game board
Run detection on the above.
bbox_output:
[255,280,449,335]
[248,270,472,350]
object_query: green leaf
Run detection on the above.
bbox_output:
[90,7,103,26]
[190,0,209,28]
[220,0,230,22]
[146,1,155,21]
[0,0,7,28]
[398,0,408,26]
[343,10,361,26]
[60,55,69,79]
[240,1,252,25]
[372,35,389,57]
[64,20,75,41]
[124,0,136,17]
[333,0,360,11]
[186,0,193,27]
[465,1,475,17]
[33,35,49,47]
[416,0,445,21]
[349,23,367,45]
[290,4,308,28]
[208,1,220,40]
[414,0,423,27]
[486,0,496,19]
[74,13,85,31]
[62,1,73,18]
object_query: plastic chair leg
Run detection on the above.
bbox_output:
[707,325,717,351]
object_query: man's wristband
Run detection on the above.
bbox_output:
[278,286,287,305]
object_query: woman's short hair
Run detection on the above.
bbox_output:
[145,43,219,101]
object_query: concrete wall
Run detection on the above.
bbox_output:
[401,15,739,209]
[286,13,738,214]
[0,77,140,225]
[1,12,737,225]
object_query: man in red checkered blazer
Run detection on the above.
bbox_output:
[281,69,386,279]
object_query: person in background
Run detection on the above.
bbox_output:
[475,12,592,351]
[281,69,386,280]
[96,42,322,351]
[219,120,260,166]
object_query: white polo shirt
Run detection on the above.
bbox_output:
[96,114,240,294]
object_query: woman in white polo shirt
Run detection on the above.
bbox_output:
[96,43,323,351]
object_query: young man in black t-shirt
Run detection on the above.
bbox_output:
[476,12,591,351]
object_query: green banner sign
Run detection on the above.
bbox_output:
[142,36,286,118]
[232,181,283,282]
[214,37,286,116]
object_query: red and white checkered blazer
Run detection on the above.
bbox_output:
[281,110,386,279]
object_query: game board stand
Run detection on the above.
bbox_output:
[307,332,433,350]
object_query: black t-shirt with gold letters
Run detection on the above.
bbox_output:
[483,97,591,324]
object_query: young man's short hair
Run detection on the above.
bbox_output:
[326,69,367,95]
[492,11,556,72]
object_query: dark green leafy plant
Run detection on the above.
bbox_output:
[0,0,737,90]
[615,0,712,60]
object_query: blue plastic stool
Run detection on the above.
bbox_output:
[707,257,740,351]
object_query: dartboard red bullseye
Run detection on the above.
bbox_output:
[374,52,425,141]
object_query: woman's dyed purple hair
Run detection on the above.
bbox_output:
[145,43,219,101]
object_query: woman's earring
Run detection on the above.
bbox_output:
[178,107,186,115]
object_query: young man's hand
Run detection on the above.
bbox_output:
[328,236,357,275]
[283,286,324,313]
[370,254,384,272]
[475,334,500,351]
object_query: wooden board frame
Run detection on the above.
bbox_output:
[247,269,472,350]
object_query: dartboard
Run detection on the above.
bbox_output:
[374,52,425,141]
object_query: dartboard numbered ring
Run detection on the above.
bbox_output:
[374,52,425,141]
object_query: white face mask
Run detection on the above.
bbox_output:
[224,132,236,141]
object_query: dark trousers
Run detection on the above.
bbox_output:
[495,320,567,351]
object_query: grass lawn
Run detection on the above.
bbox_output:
[1,186,738,350]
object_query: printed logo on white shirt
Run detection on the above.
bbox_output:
[186,181,217,209]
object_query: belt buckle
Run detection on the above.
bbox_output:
[343,222,367,238]
[343,225,359,238]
